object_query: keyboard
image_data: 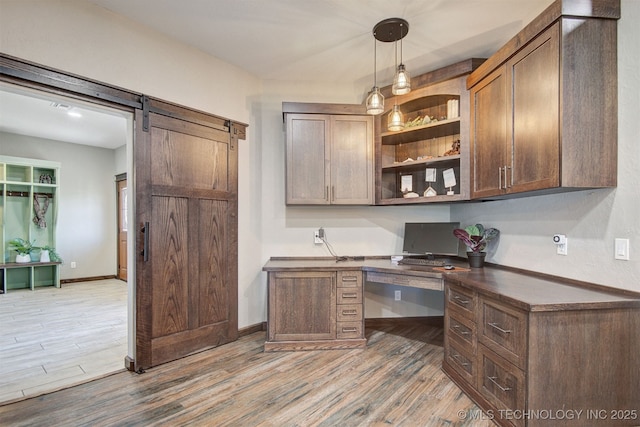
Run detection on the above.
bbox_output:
[398,258,446,267]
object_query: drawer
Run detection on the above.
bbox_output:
[366,271,443,291]
[337,287,362,305]
[337,271,362,288]
[478,345,526,427]
[337,321,363,339]
[445,310,476,351]
[479,297,527,369]
[446,281,476,320]
[445,338,476,385]
[337,304,363,322]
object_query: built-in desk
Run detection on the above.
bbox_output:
[262,256,465,351]
[263,257,640,426]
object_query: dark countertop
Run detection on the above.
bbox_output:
[263,256,640,312]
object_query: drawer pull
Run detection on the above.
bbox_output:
[341,276,358,282]
[452,354,469,367]
[453,295,470,305]
[488,322,512,334]
[488,376,512,392]
[341,309,358,315]
[453,324,470,335]
[342,327,357,333]
[342,293,358,298]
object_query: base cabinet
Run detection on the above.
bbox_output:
[266,269,366,351]
[443,278,640,427]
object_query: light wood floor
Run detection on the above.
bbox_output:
[0,318,492,426]
[0,279,128,403]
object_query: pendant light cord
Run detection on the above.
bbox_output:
[373,36,377,86]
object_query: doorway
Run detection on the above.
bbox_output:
[0,82,133,402]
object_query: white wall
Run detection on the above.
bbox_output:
[0,132,118,280]
[451,1,640,292]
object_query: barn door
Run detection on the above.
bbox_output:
[134,103,239,370]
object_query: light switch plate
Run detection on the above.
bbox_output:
[614,238,630,260]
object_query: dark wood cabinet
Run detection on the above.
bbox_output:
[265,268,366,351]
[443,271,640,427]
[284,103,374,205]
[471,25,559,198]
[469,0,619,199]
[469,67,507,198]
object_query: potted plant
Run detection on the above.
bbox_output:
[453,224,500,268]
[8,238,35,263]
[38,245,62,263]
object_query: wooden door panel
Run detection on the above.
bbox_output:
[136,109,238,370]
[509,23,560,192]
[117,178,128,281]
[470,67,507,198]
[331,116,373,204]
[269,271,336,341]
[197,198,228,326]
[151,128,229,190]
[286,114,330,204]
[151,195,189,338]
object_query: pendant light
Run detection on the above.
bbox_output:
[366,37,384,115]
[387,40,405,131]
[366,18,411,115]
[392,32,411,95]
[387,104,405,131]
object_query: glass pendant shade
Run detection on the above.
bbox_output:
[387,104,405,131]
[366,86,384,115]
[392,63,411,95]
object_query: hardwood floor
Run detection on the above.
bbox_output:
[0,279,127,403]
[0,318,492,426]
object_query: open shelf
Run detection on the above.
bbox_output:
[1,156,61,293]
[382,154,460,171]
[374,63,475,205]
[380,118,460,145]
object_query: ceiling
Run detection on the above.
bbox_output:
[0,0,552,149]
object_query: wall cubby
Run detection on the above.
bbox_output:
[1,155,61,293]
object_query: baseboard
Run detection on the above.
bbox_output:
[60,275,117,284]
[238,319,441,337]
[239,322,266,337]
[124,356,135,372]
[365,316,444,328]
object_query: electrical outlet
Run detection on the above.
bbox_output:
[394,290,401,301]
[557,239,568,256]
[314,228,324,244]
[70,261,77,269]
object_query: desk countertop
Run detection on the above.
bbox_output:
[263,256,640,312]
[263,256,467,278]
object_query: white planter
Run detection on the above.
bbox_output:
[15,253,31,263]
[40,250,50,263]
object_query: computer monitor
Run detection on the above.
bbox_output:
[402,222,460,256]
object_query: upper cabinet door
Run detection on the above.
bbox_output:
[285,114,331,204]
[330,115,373,205]
[285,112,373,205]
[470,66,508,199]
[507,23,560,193]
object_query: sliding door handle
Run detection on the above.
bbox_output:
[141,222,149,262]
